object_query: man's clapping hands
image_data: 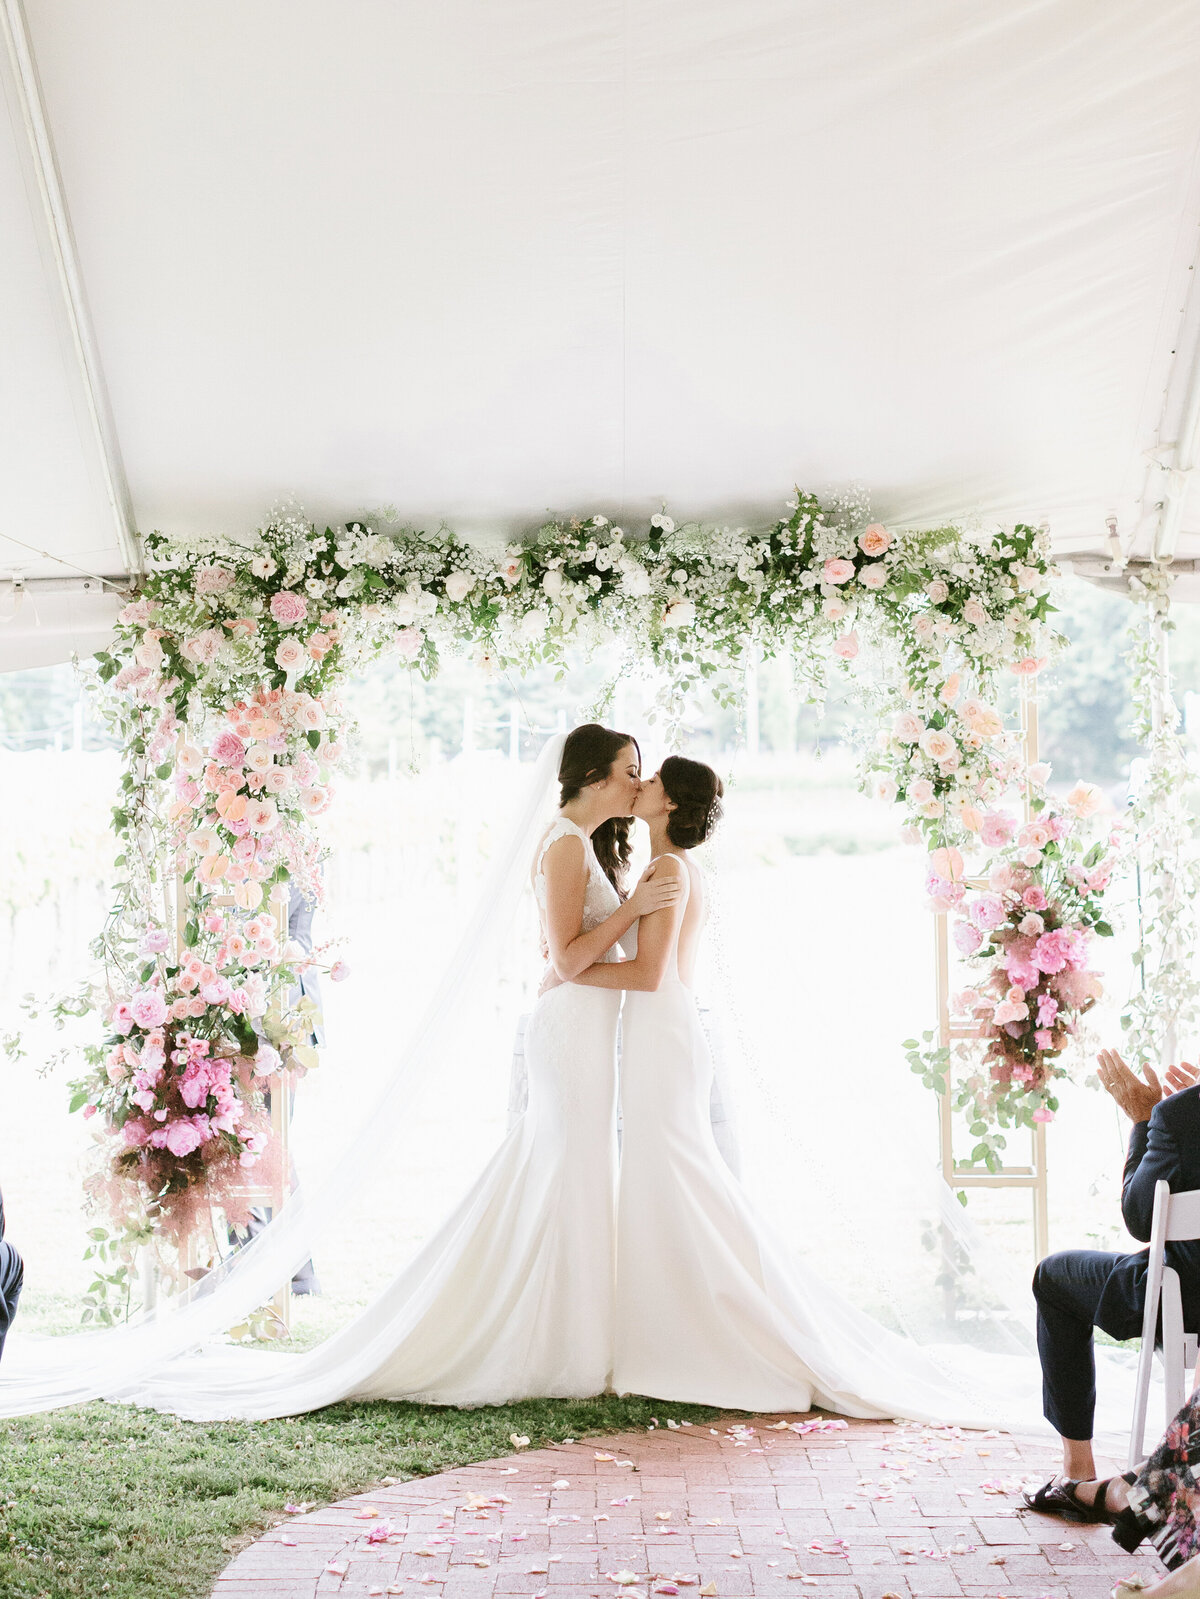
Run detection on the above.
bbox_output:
[1096,1047,1200,1123]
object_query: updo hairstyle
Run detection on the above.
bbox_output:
[660,755,724,849]
[558,723,640,894]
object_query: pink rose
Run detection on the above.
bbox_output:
[822,558,856,585]
[330,959,350,982]
[963,599,988,628]
[858,564,888,590]
[926,579,949,604]
[123,1119,151,1148]
[993,999,1028,1025]
[274,637,307,673]
[858,524,891,557]
[1066,781,1103,819]
[1032,1106,1055,1123]
[394,627,423,661]
[1013,657,1046,676]
[892,711,923,743]
[833,631,859,660]
[129,989,167,1029]
[1018,821,1050,850]
[270,591,308,626]
[954,921,983,955]
[1022,886,1047,910]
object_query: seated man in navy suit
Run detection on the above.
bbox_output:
[1025,1048,1200,1522]
[0,1185,23,1363]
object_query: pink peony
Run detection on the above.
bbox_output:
[210,730,246,767]
[195,564,235,595]
[164,1120,205,1158]
[822,558,856,585]
[1033,928,1084,974]
[954,921,983,955]
[980,812,1015,849]
[180,629,224,666]
[123,1119,151,1149]
[129,989,168,1029]
[858,524,891,557]
[270,591,308,626]
[970,893,1007,931]
[394,627,423,661]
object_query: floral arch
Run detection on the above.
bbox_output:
[67,492,1121,1276]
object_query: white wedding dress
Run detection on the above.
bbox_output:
[612,858,1002,1424]
[110,817,623,1418]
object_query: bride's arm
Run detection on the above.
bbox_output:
[569,859,686,992]
[541,838,678,981]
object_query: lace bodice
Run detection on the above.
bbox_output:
[534,817,622,963]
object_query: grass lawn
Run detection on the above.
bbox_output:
[0,1394,720,1599]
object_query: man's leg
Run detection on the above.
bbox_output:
[1033,1248,1125,1481]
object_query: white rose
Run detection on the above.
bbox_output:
[591,515,608,528]
[650,514,675,533]
[873,775,898,804]
[245,744,274,773]
[618,558,651,597]
[444,571,474,602]
[519,608,549,642]
[305,577,327,597]
[858,564,888,590]
[919,728,957,763]
[542,569,564,599]
[393,594,419,625]
[135,637,164,669]
[663,600,696,629]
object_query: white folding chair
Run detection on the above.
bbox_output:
[1129,1179,1200,1468]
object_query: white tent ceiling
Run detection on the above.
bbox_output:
[4,1,1200,666]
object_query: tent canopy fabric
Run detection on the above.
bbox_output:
[4,1,1200,667]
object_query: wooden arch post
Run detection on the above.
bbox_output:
[934,679,1050,1262]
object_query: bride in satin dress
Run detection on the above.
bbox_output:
[557,754,980,1424]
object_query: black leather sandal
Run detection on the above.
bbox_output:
[1023,1474,1133,1524]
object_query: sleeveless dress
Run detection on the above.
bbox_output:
[111,818,623,1418]
[612,860,951,1420]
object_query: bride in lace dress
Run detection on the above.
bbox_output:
[113,725,678,1419]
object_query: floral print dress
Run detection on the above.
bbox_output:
[1127,1394,1200,1568]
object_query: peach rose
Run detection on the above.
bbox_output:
[858,524,891,557]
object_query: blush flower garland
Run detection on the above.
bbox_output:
[914,775,1115,1166]
[64,494,1061,1260]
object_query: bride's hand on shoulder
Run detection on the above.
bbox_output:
[629,860,682,918]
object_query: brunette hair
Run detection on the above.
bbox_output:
[660,755,724,848]
[558,723,640,894]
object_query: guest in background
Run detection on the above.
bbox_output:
[0,1184,23,1362]
[1025,1049,1200,1522]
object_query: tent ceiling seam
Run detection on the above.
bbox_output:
[0,0,141,578]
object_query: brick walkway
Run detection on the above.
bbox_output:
[212,1414,1162,1599]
